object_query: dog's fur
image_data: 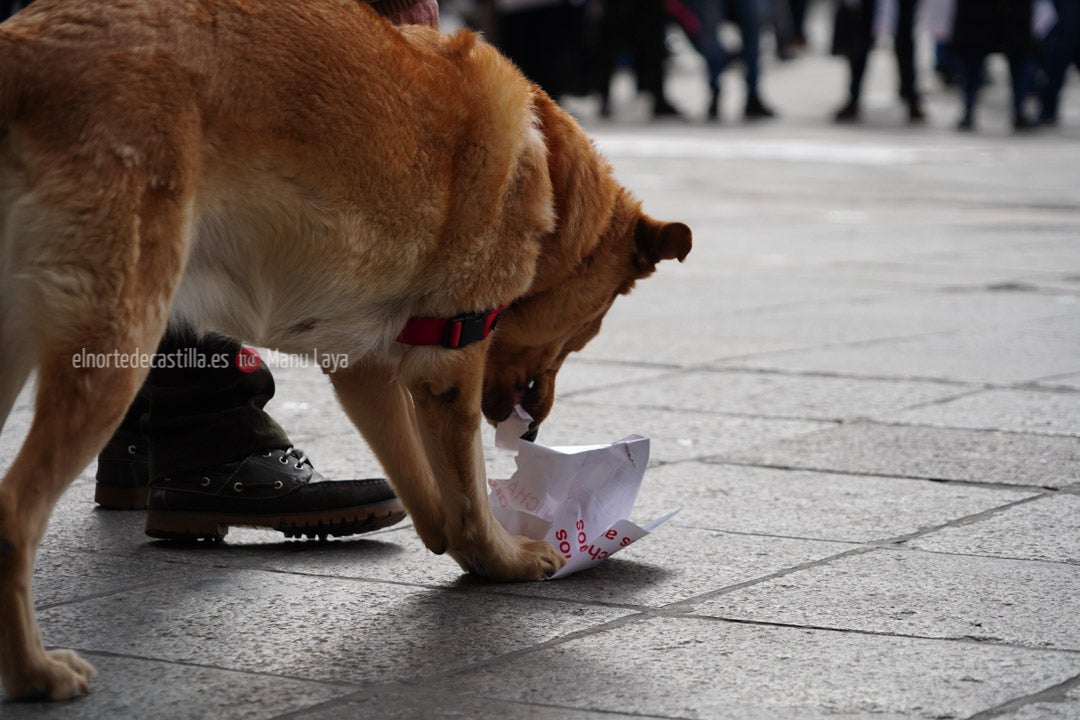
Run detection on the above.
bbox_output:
[0,0,691,700]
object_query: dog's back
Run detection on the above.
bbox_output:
[0,0,555,382]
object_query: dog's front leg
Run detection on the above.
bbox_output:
[399,345,565,581]
[330,360,448,554]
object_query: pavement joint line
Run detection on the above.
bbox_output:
[697,364,1080,398]
[656,492,1055,614]
[411,610,659,684]
[565,396,846,426]
[699,459,1067,492]
[70,647,365,691]
[674,615,1080,656]
[657,544,876,613]
[864,492,1057,546]
[894,545,1080,569]
[663,523,865,547]
[965,671,1080,719]
[828,417,1080,440]
[266,686,682,720]
[34,572,202,613]
[700,306,1080,368]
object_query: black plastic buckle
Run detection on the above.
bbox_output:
[443,309,502,349]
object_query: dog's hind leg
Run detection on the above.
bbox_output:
[0,185,191,701]
[0,307,34,438]
[0,313,176,702]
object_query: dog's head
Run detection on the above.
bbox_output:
[482,192,691,433]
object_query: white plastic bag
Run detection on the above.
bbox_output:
[490,407,677,579]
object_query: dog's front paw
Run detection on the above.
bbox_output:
[4,649,96,701]
[452,534,566,582]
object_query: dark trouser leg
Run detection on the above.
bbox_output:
[95,329,290,506]
[142,329,290,482]
[958,52,986,127]
[1040,0,1079,122]
[790,0,808,38]
[895,0,919,101]
[1007,52,1037,127]
[847,0,876,102]
[736,0,762,92]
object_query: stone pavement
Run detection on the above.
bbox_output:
[3,11,1080,720]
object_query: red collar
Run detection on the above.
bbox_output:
[397,304,509,349]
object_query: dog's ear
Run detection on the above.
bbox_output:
[634,216,692,272]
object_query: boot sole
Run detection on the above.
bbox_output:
[145,499,406,542]
[94,484,150,510]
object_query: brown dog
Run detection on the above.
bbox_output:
[0,0,691,701]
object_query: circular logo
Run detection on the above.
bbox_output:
[234,346,262,374]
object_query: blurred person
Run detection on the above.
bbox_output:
[595,0,683,118]
[1039,0,1080,124]
[952,0,1038,130]
[492,0,588,100]
[94,0,439,540]
[925,0,962,85]
[832,0,925,123]
[788,0,811,45]
[683,0,779,120]
[0,0,28,21]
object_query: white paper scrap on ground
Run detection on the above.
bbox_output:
[490,406,678,579]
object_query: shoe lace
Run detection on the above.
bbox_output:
[285,446,311,469]
[264,446,313,479]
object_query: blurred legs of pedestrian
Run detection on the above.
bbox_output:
[1039,0,1080,124]
[951,0,1038,131]
[0,0,28,21]
[788,0,810,46]
[686,0,777,120]
[956,51,1037,130]
[494,0,586,100]
[833,0,924,123]
[596,0,682,119]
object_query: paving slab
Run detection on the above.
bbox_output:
[259,523,851,609]
[629,462,1037,543]
[569,369,968,421]
[0,654,353,720]
[717,421,1080,488]
[885,388,1080,436]
[290,686,664,720]
[724,324,1080,384]
[1005,685,1080,720]
[438,615,1080,720]
[534,401,831,464]
[693,548,1080,651]
[909,493,1080,564]
[38,569,631,686]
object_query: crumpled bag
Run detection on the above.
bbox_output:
[489,407,678,579]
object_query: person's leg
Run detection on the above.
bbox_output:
[789,0,808,42]
[686,0,729,119]
[1039,0,1080,124]
[835,0,875,120]
[1007,51,1038,129]
[957,52,985,129]
[738,0,777,117]
[633,0,681,116]
[895,0,924,120]
[96,328,405,541]
[94,393,150,509]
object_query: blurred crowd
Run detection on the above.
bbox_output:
[452,0,1080,130]
[2,0,1075,130]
